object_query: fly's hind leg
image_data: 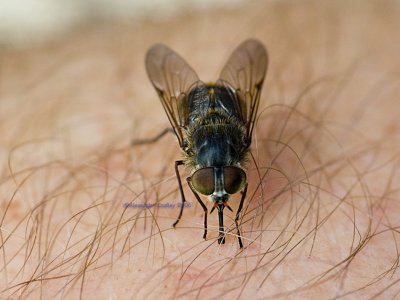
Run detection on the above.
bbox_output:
[131,128,174,146]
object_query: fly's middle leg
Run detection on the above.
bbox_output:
[173,160,186,227]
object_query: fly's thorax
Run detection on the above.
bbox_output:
[191,121,247,168]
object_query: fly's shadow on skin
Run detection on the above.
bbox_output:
[132,39,268,249]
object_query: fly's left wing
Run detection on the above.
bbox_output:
[145,44,201,147]
[218,39,268,145]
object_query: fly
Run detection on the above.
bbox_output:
[143,39,268,248]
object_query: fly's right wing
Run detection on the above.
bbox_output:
[218,39,268,145]
[145,44,200,147]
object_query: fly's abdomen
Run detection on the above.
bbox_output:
[187,84,243,125]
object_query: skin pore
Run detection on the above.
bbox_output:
[1,0,400,298]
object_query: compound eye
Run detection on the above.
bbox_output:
[191,167,214,195]
[223,166,247,194]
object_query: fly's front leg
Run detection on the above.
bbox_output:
[235,184,248,249]
[187,177,208,240]
[173,160,186,227]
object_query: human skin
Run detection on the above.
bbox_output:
[1,0,400,299]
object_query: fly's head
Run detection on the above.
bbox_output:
[189,166,247,206]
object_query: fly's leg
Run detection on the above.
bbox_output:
[173,160,186,227]
[235,184,248,249]
[131,129,185,225]
[131,128,174,146]
[187,178,208,240]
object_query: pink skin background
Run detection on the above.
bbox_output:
[1,1,400,299]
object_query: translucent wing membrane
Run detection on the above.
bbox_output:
[219,39,268,144]
[145,44,200,147]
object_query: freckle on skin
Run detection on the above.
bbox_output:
[2,198,22,219]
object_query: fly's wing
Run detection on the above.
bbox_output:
[218,39,268,145]
[145,44,200,147]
